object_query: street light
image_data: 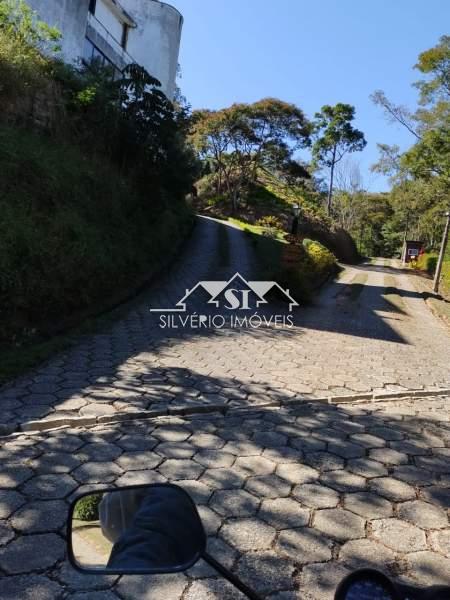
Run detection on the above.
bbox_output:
[291,203,300,235]
[433,210,450,294]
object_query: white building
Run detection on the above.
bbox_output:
[26,0,183,98]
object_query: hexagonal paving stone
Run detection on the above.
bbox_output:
[235,551,296,596]
[304,451,345,472]
[30,452,82,474]
[22,474,78,499]
[155,442,196,459]
[392,465,437,486]
[80,403,116,417]
[116,572,187,599]
[223,440,262,456]
[259,498,310,529]
[262,446,303,463]
[0,520,15,546]
[404,551,450,586]
[290,437,326,453]
[0,466,33,489]
[292,483,340,508]
[116,434,158,452]
[0,574,63,600]
[177,480,212,505]
[234,455,276,476]
[420,485,450,506]
[116,451,162,471]
[276,527,333,564]
[152,426,191,442]
[72,462,123,484]
[200,468,246,490]
[347,458,388,478]
[429,529,450,557]
[300,562,350,600]
[0,533,65,574]
[276,463,319,485]
[368,477,416,502]
[197,505,222,536]
[314,508,365,541]
[368,426,404,441]
[252,431,288,447]
[371,518,427,552]
[320,470,366,493]
[210,489,259,518]
[77,443,122,462]
[245,474,291,499]
[327,440,366,459]
[415,455,450,474]
[67,593,119,600]
[343,492,393,519]
[350,433,386,448]
[0,490,25,518]
[184,578,245,599]
[221,518,276,552]
[11,500,67,533]
[116,470,167,487]
[397,500,448,529]
[369,448,408,465]
[39,435,84,453]
[55,561,119,591]
[193,450,235,469]
[189,433,225,449]
[339,538,396,570]
[158,459,204,481]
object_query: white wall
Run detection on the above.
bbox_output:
[26,0,90,65]
[119,0,183,98]
[94,0,124,45]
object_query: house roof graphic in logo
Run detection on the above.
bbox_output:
[150,273,299,312]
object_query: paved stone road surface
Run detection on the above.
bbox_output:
[0,395,449,598]
[0,218,449,432]
[1,217,449,598]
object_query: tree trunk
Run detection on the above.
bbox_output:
[327,146,337,215]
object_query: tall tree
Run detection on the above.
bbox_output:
[191,98,311,212]
[312,103,366,215]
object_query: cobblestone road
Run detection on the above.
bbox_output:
[0,218,449,433]
[0,395,449,599]
[1,217,450,598]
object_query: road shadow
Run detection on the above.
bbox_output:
[0,384,449,597]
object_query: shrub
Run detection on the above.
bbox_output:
[417,253,438,275]
[73,494,103,521]
[256,215,283,229]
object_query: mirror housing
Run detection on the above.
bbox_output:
[67,483,207,575]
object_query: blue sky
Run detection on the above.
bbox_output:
[168,0,449,192]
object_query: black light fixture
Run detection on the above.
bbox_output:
[291,203,300,235]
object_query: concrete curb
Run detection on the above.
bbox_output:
[1,386,449,438]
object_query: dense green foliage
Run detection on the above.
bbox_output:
[0,2,197,349]
[74,494,102,522]
[191,99,311,212]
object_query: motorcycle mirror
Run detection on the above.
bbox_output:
[334,569,401,600]
[67,483,207,574]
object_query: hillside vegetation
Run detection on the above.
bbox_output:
[0,2,197,364]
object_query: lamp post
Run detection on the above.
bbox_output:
[291,203,300,235]
[433,210,450,294]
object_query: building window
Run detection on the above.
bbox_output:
[83,37,121,79]
[121,24,129,50]
[89,0,96,14]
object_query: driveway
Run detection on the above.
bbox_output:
[0,217,449,598]
[0,219,449,434]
